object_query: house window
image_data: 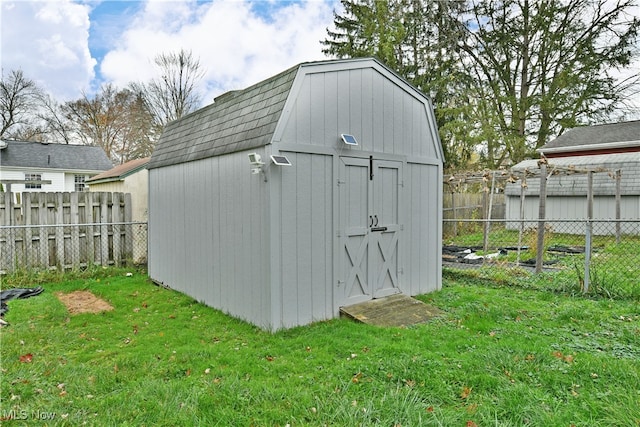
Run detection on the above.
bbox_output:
[25,173,42,189]
[75,175,87,191]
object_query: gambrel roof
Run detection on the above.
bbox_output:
[0,140,112,172]
[540,120,640,156]
[148,64,299,170]
[149,57,442,171]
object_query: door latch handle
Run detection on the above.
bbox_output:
[374,215,378,226]
[369,215,374,227]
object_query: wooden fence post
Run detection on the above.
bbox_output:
[55,193,65,270]
[112,192,121,267]
[451,191,457,237]
[38,193,49,267]
[24,193,33,269]
[70,191,80,268]
[86,192,95,266]
[3,192,16,272]
[100,192,110,266]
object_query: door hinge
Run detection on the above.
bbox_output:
[337,179,345,186]
[400,224,404,231]
[399,180,404,187]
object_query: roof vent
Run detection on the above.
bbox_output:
[214,90,240,103]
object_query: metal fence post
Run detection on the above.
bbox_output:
[584,171,594,293]
[536,164,547,273]
[615,170,621,244]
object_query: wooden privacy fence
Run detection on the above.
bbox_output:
[443,192,505,239]
[0,191,134,272]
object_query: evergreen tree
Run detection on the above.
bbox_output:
[323,0,640,169]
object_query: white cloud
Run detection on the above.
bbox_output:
[99,0,337,105]
[1,0,96,101]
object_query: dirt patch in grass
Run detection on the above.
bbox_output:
[56,291,114,314]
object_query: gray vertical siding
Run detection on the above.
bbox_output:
[506,194,640,233]
[277,67,438,159]
[405,162,443,295]
[274,151,334,328]
[149,151,272,328]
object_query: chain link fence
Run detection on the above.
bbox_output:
[443,218,640,296]
[0,222,147,273]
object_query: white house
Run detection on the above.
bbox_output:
[0,140,112,200]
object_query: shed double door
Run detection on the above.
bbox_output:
[338,156,402,306]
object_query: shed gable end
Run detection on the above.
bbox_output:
[275,63,441,159]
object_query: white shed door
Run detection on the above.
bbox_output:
[338,157,402,306]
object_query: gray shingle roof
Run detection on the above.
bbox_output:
[0,141,113,171]
[507,152,640,196]
[87,157,149,183]
[148,64,299,170]
[540,120,640,153]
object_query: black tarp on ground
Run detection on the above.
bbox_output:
[0,287,44,321]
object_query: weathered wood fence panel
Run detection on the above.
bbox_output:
[443,192,505,237]
[443,192,506,220]
[0,192,133,272]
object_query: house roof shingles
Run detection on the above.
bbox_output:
[148,64,299,170]
[87,157,150,183]
[540,120,640,152]
[0,141,113,171]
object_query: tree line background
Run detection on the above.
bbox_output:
[0,50,203,165]
[2,0,639,171]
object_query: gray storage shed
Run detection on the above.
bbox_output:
[147,58,444,330]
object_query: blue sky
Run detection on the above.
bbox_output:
[1,0,638,117]
[1,0,339,103]
[88,1,143,65]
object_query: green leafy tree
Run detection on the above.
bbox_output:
[323,0,474,168]
[323,0,405,68]
[323,0,640,169]
[459,0,640,166]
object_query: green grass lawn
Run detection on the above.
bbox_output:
[1,268,639,426]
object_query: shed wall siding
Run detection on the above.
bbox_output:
[275,151,334,328]
[148,151,271,328]
[405,162,442,295]
[278,68,437,159]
